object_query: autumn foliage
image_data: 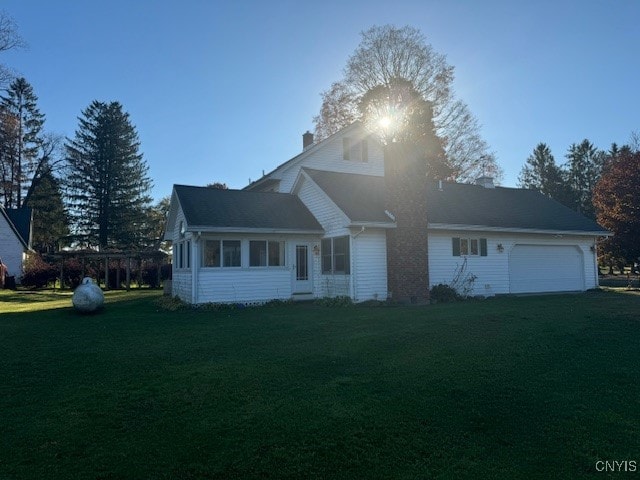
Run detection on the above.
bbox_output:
[593,149,640,266]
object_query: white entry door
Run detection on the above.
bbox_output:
[293,243,313,294]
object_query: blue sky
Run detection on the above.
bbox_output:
[2,1,639,200]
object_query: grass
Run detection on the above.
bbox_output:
[1,289,639,479]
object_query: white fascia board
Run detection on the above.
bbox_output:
[348,222,396,229]
[427,223,613,237]
[164,188,182,240]
[187,226,324,235]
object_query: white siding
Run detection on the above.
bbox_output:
[296,176,350,237]
[170,207,192,301]
[268,126,385,194]
[172,272,192,302]
[193,233,320,304]
[0,213,25,281]
[197,268,292,304]
[296,176,356,298]
[353,230,388,301]
[428,231,599,296]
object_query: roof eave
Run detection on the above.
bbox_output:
[348,221,396,229]
[427,223,612,237]
[186,226,324,235]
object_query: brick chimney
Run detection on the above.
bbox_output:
[384,142,429,304]
[302,131,314,150]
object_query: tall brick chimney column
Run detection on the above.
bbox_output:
[384,142,430,304]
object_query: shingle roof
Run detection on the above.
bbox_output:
[426,181,609,233]
[2,207,32,249]
[174,185,323,231]
[303,168,391,223]
[301,169,608,234]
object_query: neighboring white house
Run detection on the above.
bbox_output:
[165,122,611,304]
[0,206,33,283]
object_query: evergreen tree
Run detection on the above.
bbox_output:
[518,143,571,205]
[24,168,69,253]
[564,140,605,219]
[65,101,152,250]
[0,77,45,208]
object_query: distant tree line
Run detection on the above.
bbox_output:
[518,137,640,270]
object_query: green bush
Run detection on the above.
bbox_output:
[429,284,460,304]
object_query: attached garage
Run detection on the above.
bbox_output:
[509,244,585,294]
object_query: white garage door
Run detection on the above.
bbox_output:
[509,245,584,294]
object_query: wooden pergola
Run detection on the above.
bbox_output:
[51,250,169,290]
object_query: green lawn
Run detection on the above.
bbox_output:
[1,290,639,479]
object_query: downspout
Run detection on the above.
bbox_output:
[191,232,200,304]
[351,227,366,301]
[594,236,599,288]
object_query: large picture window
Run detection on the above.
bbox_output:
[203,239,241,267]
[249,240,285,267]
[321,236,350,274]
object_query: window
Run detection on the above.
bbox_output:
[452,237,487,257]
[203,239,241,267]
[250,240,285,267]
[175,241,191,269]
[203,240,221,267]
[321,236,351,274]
[222,240,241,267]
[343,137,368,162]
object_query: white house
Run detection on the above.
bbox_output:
[0,206,33,283]
[165,123,610,304]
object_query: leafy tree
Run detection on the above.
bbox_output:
[65,101,152,250]
[0,77,45,208]
[136,196,171,251]
[564,139,605,219]
[593,149,640,267]
[313,25,501,182]
[359,77,450,179]
[24,168,69,253]
[0,12,25,86]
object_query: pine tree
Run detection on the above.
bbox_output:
[518,143,571,205]
[65,101,152,250]
[0,77,45,208]
[24,168,69,253]
[565,140,605,219]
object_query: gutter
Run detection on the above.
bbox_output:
[427,223,612,237]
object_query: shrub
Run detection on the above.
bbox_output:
[61,258,97,289]
[429,284,460,304]
[21,255,57,289]
[314,296,353,307]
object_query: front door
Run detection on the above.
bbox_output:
[293,244,313,294]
